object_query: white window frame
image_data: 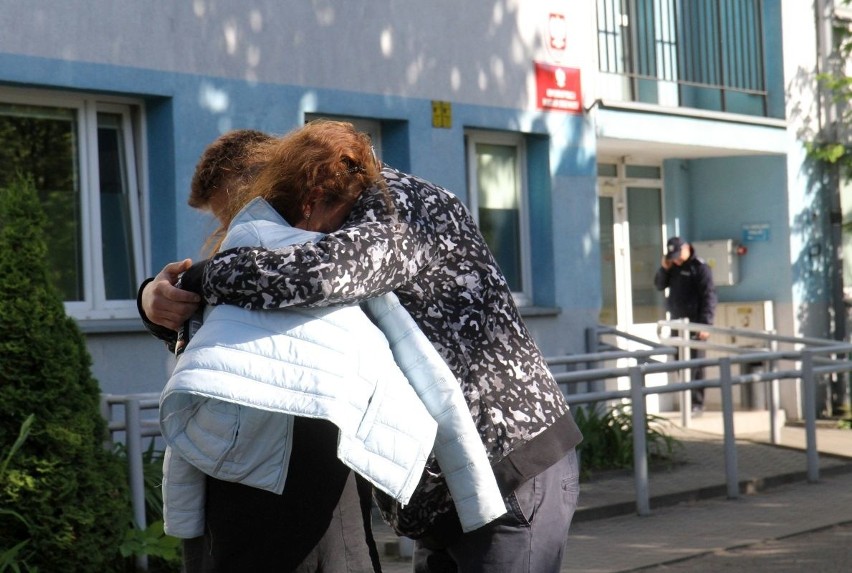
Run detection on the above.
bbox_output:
[465,130,532,306]
[0,87,147,321]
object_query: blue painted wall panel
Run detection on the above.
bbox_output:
[1,49,599,360]
[688,155,791,304]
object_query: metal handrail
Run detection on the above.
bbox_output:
[102,320,852,564]
[547,322,852,516]
[100,392,161,571]
[657,318,845,348]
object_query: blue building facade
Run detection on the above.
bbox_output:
[1,1,846,418]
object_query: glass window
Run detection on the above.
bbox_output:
[304,113,382,158]
[597,160,666,326]
[625,164,662,179]
[97,111,138,301]
[0,91,145,320]
[0,103,83,300]
[466,131,531,305]
[596,0,767,116]
[598,163,618,177]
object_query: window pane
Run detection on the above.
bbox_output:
[97,112,137,300]
[0,104,83,300]
[600,0,767,116]
[597,162,618,177]
[599,196,617,324]
[476,143,522,292]
[625,164,661,179]
[626,186,666,323]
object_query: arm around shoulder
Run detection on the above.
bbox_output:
[202,190,431,310]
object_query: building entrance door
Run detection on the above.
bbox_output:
[598,160,666,331]
[598,160,670,410]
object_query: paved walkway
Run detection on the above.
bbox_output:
[374,414,852,572]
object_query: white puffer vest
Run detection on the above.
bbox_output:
[160,198,504,538]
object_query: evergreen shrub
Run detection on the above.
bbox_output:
[0,175,131,571]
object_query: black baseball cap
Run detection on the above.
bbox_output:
[665,237,686,259]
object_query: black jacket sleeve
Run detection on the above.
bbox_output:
[200,184,435,310]
[695,263,717,325]
[135,277,178,352]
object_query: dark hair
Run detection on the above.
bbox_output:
[188,129,273,209]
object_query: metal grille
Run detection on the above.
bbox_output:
[596,0,767,114]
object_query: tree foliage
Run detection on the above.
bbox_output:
[0,175,131,571]
[807,1,852,181]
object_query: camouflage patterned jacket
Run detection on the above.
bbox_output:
[196,166,583,539]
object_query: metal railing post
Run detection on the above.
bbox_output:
[125,398,149,571]
[719,357,739,499]
[680,320,692,427]
[585,326,600,394]
[630,365,651,516]
[769,336,781,444]
[801,351,820,482]
[584,326,598,355]
[552,323,852,518]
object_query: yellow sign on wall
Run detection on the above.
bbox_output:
[431,100,452,128]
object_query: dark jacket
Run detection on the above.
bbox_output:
[653,246,717,325]
[194,166,583,539]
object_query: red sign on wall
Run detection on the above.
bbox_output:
[535,62,582,113]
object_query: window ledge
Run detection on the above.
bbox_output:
[519,305,562,318]
[591,99,787,128]
[76,318,148,335]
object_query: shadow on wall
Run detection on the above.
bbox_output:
[188,1,547,110]
[786,59,842,343]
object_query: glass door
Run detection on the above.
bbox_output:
[598,159,670,412]
[597,160,666,329]
[627,185,666,324]
[599,195,618,325]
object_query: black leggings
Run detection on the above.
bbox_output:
[183,417,375,572]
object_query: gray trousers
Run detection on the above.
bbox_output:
[413,448,580,573]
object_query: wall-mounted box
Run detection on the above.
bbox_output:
[706,300,775,410]
[692,239,739,286]
[717,300,774,334]
[706,299,775,357]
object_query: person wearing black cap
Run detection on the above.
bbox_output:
[654,236,717,412]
